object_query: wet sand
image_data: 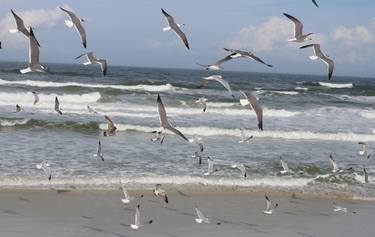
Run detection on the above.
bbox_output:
[0,189,374,237]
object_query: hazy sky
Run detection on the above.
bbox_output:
[0,0,375,77]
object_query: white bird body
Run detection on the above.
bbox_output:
[36,160,51,181]
[358,142,372,159]
[204,157,215,176]
[121,185,133,204]
[20,28,47,74]
[195,207,210,224]
[283,13,314,43]
[130,205,142,230]
[76,52,107,76]
[329,154,338,173]
[280,157,289,174]
[333,203,347,213]
[263,195,278,215]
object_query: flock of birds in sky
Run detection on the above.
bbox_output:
[2,0,373,230]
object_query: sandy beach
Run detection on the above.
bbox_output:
[0,188,374,237]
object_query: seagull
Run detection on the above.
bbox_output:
[157,94,189,142]
[189,137,204,165]
[150,130,166,144]
[120,185,134,204]
[280,157,290,174]
[231,163,247,178]
[192,151,203,165]
[36,160,51,181]
[196,54,234,71]
[161,8,190,50]
[239,128,253,143]
[329,154,338,173]
[87,105,98,114]
[60,7,87,48]
[312,0,319,8]
[75,52,107,76]
[9,9,35,40]
[20,27,47,74]
[333,202,347,213]
[239,91,263,130]
[93,140,104,161]
[200,75,234,98]
[263,195,278,215]
[16,104,22,112]
[283,13,314,42]
[195,97,208,112]
[130,204,142,230]
[364,168,369,183]
[32,91,39,105]
[55,96,63,115]
[223,48,273,67]
[153,184,169,203]
[204,157,217,176]
[103,115,117,136]
[300,44,334,80]
[358,142,372,159]
[195,206,210,224]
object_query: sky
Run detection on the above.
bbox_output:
[0,0,375,77]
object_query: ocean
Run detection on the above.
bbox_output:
[0,61,374,199]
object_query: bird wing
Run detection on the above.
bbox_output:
[32,91,39,105]
[122,186,130,199]
[283,13,303,38]
[247,92,263,130]
[280,158,289,172]
[98,59,107,76]
[321,55,334,80]
[172,26,190,50]
[330,157,337,170]
[246,54,273,67]
[161,8,175,27]
[207,157,214,173]
[97,140,102,155]
[166,126,189,142]
[11,10,30,37]
[214,53,236,67]
[211,77,234,97]
[104,115,116,132]
[265,196,271,211]
[157,94,170,128]
[55,97,60,111]
[135,206,141,226]
[312,0,319,8]
[60,7,87,48]
[364,168,369,183]
[195,207,207,221]
[28,28,40,66]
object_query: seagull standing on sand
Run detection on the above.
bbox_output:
[93,140,104,161]
[153,184,169,203]
[333,202,347,213]
[36,160,52,181]
[130,204,142,230]
[300,44,334,80]
[329,154,338,173]
[55,96,63,115]
[263,195,278,215]
[195,97,208,112]
[195,206,210,224]
[358,142,372,159]
[161,8,190,50]
[223,48,273,67]
[60,7,87,48]
[312,0,319,8]
[231,163,247,178]
[280,157,290,174]
[32,91,39,105]
[103,115,117,136]
[20,27,47,74]
[9,10,34,39]
[239,128,253,143]
[239,90,263,130]
[121,185,134,204]
[200,75,234,98]
[283,13,314,42]
[204,157,217,176]
[157,94,189,142]
[76,52,107,76]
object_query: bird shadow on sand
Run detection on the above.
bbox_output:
[112,232,129,237]
[176,190,192,197]
[280,211,298,216]
[298,232,316,237]
[164,206,179,212]
[19,196,31,202]
[3,209,22,216]
[81,215,94,220]
[80,225,106,232]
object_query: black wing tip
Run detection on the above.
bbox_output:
[267,64,273,67]
[157,94,161,101]
[83,42,87,49]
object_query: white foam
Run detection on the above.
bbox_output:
[272,91,299,95]
[0,118,30,126]
[295,87,309,91]
[101,124,375,142]
[0,79,179,92]
[318,82,353,89]
[360,111,375,119]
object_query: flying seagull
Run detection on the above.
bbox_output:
[300,44,334,80]
[189,137,204,165]
[87,105,98,114]
[9,9,36,41]
[20,27,47,74]
[263,195,278,215]
[195,97,208,112]
[157,94,189,142]
[283,13,314,42]
[329,154,338,173]
[130,205,142,230]
[204,157,217,176]
[333,202,347,213]
[239,128,253,143]
[16,104,22,112]
[150,130,165,144]
[55,96,63,115]
[280,157,290,174]
[239,90,263,130]
[223,48,273,67]
[76,52,107,76]
[231,163,247,178]
[196,54,234,71]
[161,8,190,50]
[200,75,234,98]
[153,184,169,203]
[121,185,134,204]
[32,91,39,105]
[36,160,52,181]
[364,168,369,183]
[312,0,319,8]
[103,115,117,136]
[358,142,372,159]
[93,140,104,161]
[195,206,210,224]
[60,7,87,48]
